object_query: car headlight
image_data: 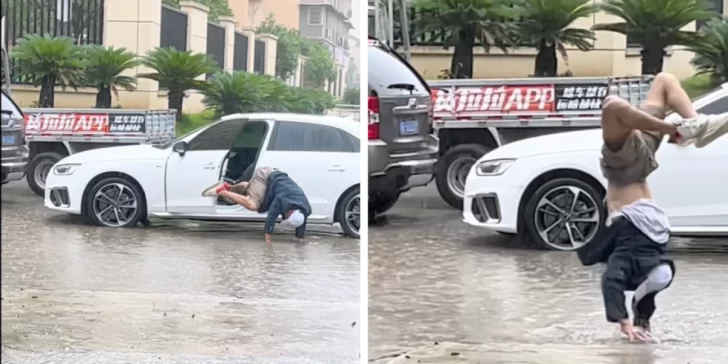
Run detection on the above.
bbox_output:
[475,159,515,176]
[53,164,80,175]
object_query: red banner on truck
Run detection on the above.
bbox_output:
[431,85,556,116]
[23,112,148,134]
[24,113,110,133]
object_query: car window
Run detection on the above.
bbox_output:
[368,13,376,38]
[187,119,245,151]
[341,129,360,152]
[270,121,354,152]
[232,121,268,148]
[368,46,430,97]
[696,95,728,115]
[1,91,23,118]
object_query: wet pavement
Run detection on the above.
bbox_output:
[1,181,360,363]
[369,184,728,363]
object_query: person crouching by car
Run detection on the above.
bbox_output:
[258,171,311,243]
[218,170,311,243]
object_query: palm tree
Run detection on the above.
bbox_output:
[593,0,716,75]
[200,71,335,116]
[11,34,85,107]
[413,0,521,78]
[518,0,598,77]
[84,46,140,108]
[689,17,728,86]
[200,71,279,116]
[138,47,218,121]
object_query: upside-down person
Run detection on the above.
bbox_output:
[575,72,728,342]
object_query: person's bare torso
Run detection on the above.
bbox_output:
[607,182,652,213]
[601,129,663,213]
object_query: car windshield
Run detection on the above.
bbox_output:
[153,120,220,149]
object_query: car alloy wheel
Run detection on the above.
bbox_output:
[92,182,139,227]
[533,185,601,250]
[344,193,360,236]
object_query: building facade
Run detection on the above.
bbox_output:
[229,0,301,30]
[299,0,354,97]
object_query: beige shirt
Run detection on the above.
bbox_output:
[231,167,276,205]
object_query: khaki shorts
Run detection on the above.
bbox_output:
[600,105,665,186]
[230,167,275,207]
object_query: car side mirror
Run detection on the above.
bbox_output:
[172,141,187,156]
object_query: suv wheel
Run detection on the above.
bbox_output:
[370,191,400,215]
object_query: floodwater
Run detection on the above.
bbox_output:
[1,182,360,363]
[369,185,728,363]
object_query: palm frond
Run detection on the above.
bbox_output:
[11,34,85,88]
[689,17,728,84]
[595,0,716,46]
[138,47,218,91]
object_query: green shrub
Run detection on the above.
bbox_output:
[178,109,216,136]
[681,73,714,99]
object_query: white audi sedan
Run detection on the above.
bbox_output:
[463,85,728,250]
[44,113,361,238]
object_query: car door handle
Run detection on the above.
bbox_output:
[204,163,216,170]
[327,165,346,172]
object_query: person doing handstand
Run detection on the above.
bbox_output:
[576,72,728,342]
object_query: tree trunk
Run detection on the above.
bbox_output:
[95,86,112,108]
[640,47,666,75]
[168,90,184,122]
[451,29,475,79]
[39,76,56,107]
[534,41,558,77]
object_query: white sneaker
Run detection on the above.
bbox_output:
[675,112,728,148]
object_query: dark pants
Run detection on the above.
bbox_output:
[576,217,675,323]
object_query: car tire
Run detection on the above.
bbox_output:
[27,151,66,197]
[85,176,146,228]
[370,191,400,215]
[336,186,360,239]
[523,177,605,251]
[436,144,491,210]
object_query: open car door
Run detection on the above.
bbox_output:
[164,118,247,214]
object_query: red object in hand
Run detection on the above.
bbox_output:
[215,182,231,194]
[667,132,681,144]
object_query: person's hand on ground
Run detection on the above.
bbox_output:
[264,233,273,244]
[620,319,648,342]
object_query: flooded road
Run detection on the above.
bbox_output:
[369,185,728,363]
[1,182,360,363]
